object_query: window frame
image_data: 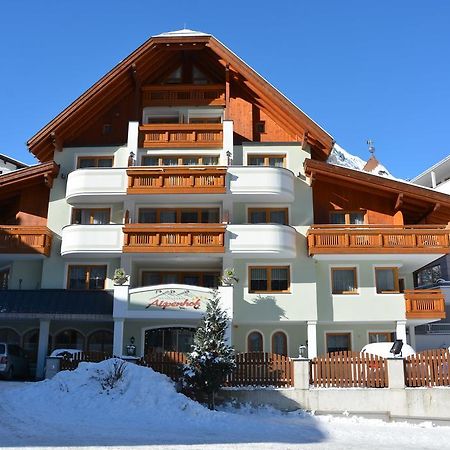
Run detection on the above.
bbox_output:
[247,154,286,168]
[71,208,111,225]
[248,208,289,225]
[248,265,290,294]
[368,331,395,344]
[329,210,366,225]
[374,266,400,294]
[77,156,114,169]
[247,330,264,352]
[271,331,288,356]
[331,267,358,295]
[325,332,352,353]
[67,265,107,290]
[137,207,220,224]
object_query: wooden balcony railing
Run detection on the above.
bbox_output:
[122,224,225,253]
[404,290,446,319]
[127,167,227,194]
[307,225,450,255]
[139,123,223,148]
[141,84,225,107]
[0,226,52,256]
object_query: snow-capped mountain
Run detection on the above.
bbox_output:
[327,144,395,179]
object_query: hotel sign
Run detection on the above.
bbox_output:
[129,287,212,313]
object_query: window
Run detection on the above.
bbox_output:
[249,266,290,293]
[0,268,9,290]
[72,208,110,225]
[415,264,442,287]
[67,265,107,290]
[247,154,285,168]
[141,155,219,166]
[247,331,263,352]
[248,208,288,225]
[141,271,220,288]
[375,267,399,293]
[87,330,113,354]
[77,156,113,168]
[0,328,20,345]
[272,331,287,355]
[326,333,351,353]
[331,268,358,294]
[368,332,395,344]
[138,208,220,224]
[329,211,365,225]
[54,329,84,350]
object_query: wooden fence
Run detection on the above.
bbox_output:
[405,349,450,387]
[138,351,188,381]
[59,351,112,371]
[310,351,388,388]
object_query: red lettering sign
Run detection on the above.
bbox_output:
[146,297,202,310]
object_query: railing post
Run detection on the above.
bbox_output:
[292,358,310,389]
[387,357,405,389]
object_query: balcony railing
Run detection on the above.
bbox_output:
[141,84,225,107]
[0,226,52,256]
[307,225,450,255]
[123,224,225,253]
[127,167,226,194]
[139,123,223,148]
[404,290,446,319]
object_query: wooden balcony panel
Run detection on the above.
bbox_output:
[127,167,227,194]
[122,224,225,253]
[307,225,450,255]
[141,84,226,107]
[139,123,223,148]
[404,289,446,319]
[0,226,52,256]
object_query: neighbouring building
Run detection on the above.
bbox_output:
[1,29,450,378]
[0,153,28,175]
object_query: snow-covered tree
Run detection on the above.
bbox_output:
[183,290,235,409]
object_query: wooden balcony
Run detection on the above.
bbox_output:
[404,290,446,319]
[122,224,225,253]
[127,167,226,194]
[141,84,225,107]
[0,226,52,256]
[307,225,450,255]
[139,123,223,148]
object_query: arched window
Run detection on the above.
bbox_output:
[54,329,84,351]
[0,328,20,345]
[247,331,263,352]
[23,329,52,362]
[272,331,287,356]
[87,330,113,354]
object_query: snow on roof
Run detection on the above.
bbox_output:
[153,28,211,38]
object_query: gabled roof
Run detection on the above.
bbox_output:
[0,161,59,199]
[27,30,334,162]
[304,158,450,224]
[0,153,28,169]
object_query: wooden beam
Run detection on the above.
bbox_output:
[395,193,404,210]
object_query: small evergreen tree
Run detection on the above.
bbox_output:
[183,290,235,409]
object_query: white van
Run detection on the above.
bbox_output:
[361,342,416,358]
[0,343,30,379]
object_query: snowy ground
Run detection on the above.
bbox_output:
[0,359,449,450]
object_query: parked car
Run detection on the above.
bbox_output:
[49,349,83,359]
[0,343,30,380]
[361,342,416,358]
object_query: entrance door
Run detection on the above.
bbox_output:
[144,327,195,354]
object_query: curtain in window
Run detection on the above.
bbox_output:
[376,269,396,292]
[250,268,267,291]
[91,210,109,225]
[332,269,356,293]
[271,268,288,291]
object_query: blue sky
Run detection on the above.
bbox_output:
[1,1,449,179]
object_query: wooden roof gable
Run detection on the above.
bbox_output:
[27,32,334,162]
[304,158,450,224]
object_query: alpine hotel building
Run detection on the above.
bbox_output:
[1,30,450,378]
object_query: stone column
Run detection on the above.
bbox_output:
[307,321,317,359]
[292,358,310,390]
[113,319,124,357]
[36,319,50,380]
[387,357,406,389]
[396,320,407,345]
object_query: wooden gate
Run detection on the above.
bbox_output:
[310,351,388,388]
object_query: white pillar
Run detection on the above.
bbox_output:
[396,320,407,345]
[408,324,417,349]
[113,319,124,357]
[221,120,234,166]
[127,121,139,154]
[307,321,317,359]
[218,285,233,346]
[431,171,437,189]
[36,319,50,380]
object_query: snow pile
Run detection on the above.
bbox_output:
[328,144,395,178]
